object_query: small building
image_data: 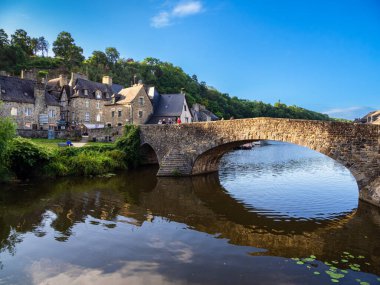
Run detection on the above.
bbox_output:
[104,83,153,126]
[356,110,380,124]
[148,93,192,124]
[0,75,60,130]
[191,103,219,122]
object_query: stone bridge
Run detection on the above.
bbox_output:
[139,118,380,207]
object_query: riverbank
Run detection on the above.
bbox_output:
[0,125,140,182]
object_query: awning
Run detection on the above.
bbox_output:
[83,123,105,129]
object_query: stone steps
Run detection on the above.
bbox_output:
[157,150,192,176]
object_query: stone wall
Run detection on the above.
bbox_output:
[69,97,109,125]
[140,118,380,207]
[87,126,124,142]
[0,86,60,130]
[16,129,81,139]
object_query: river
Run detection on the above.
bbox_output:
[0,141,379,285]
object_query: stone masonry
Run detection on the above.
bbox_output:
[139,118,380,208]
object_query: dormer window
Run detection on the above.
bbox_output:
[84,89,88,96]
[105,92,110,99]
[95,90,102,99]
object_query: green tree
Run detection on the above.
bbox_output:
[105,47,120,65]
[30,37,38,55]
[52,31,84,69]
[0,29,9,47]
[37,36,49,56]
[11,29,33,55]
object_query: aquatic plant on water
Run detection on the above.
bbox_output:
[290,251,380,284]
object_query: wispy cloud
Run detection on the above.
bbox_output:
[151,1,203,28]
[151,12,171,28]
[323,106,376,120]
[172,1,203,17]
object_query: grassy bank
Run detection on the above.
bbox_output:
[0,125,140,182]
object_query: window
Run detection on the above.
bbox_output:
[138,110,143,118]
[85,100,89,108]
[105,92,110,99]
[118,110,122,117]
[139,97,144,106]
[48,110,56,118]
[184,104,187,111]
[11,107,17,116]
[96,90,102,99]
[96,101,100,109]
[84,89,88,96]
[72,112,75,121]
[112,111,115,118]
[96,114,101,122]
[24,107,33,116]
[185,117,189,123]
[85,112,90,122]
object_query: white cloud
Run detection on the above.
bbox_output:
[150,1,203,28]
[151,12,171,28]
[172,1,203,17]
[323,106,376,120]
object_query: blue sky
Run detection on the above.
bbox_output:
[1,0,379,119]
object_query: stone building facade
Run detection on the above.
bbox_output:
[0,76,60,130]
[104,83,153,126]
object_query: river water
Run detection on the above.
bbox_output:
[0,141,379,285]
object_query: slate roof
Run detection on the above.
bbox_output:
[191,108,219,121]
[153,94,185,116]
[0,75,35,103]
[116,85,146,104]
[45,91,61,106]
[72,78,113,100]
[112,83,123,94]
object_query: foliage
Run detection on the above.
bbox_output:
[0,108,16,182]
[115,125,141,168]
[44,147,126,177]
[8,138,50,179]
[10,29,33,56]
[52,31,84,70]
[0,27,336,121]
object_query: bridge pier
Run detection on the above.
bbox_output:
[139,118,380,208]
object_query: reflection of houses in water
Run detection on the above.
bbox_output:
[0,172,379,274]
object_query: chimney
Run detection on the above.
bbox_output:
[21,70,25,79]
[102,75,112,86]
[59,74,68,87]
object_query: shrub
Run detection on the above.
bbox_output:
[0,115,16,182]
[115,125,140,168]
[8,137,50,179]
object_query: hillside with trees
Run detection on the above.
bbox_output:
[0,28,333,121]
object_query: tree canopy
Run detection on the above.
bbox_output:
[0,27,336,121]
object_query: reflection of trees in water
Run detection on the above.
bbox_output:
[0,169,379,274]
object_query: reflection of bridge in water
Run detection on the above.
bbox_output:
[0,170,379,273]
[140,118,380,207]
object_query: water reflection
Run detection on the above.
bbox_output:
[0,146,379,284]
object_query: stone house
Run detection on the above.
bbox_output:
[356,110,380,124]
[191,103,219,122]
[104,83,153,126]
[0,75,60,130]
[147,93,192,124]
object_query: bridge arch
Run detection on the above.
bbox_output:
[139,118,380,207]
[139,143,159,165]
